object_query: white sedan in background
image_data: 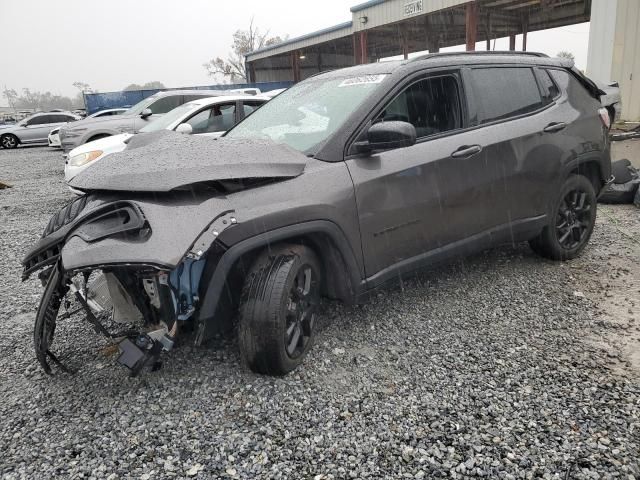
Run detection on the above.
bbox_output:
[65,94,269,185]
[49,108,127,147]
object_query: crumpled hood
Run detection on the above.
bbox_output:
[68,131,308,192]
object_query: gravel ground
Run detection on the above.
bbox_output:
[0,146,639,480]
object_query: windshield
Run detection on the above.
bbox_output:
[226,75,387,154]
[124,95,158,115]
[139,103,197,132]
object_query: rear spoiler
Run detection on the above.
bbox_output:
[570,66,606,100]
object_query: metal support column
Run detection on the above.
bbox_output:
[465,1,478,51]
[290,51,301,82]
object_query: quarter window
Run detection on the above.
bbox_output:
[376,75,462,138]
[242,101,266,117]
[470,67,543,124]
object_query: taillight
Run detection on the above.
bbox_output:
[598,107,611,129]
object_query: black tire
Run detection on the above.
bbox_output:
[238,244,321,375]
[529,174,597,260]
[1,134,19,149]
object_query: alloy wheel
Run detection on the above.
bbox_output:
[284,264,318,358]
[555,188,593,250]
[1,135,17,149]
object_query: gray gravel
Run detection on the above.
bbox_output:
[1,146,639,480]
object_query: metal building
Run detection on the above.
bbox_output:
[245,0,639,121]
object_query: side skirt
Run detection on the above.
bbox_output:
[361,215,547,294]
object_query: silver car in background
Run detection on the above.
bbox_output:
[0,112,80,149]
[58,89,259,151]
[48,108,127,147]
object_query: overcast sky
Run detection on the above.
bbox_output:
[2,0,590,105]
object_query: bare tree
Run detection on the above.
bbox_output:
[72,81,93,93]
[203,18,285,82]
[2,87,18,112]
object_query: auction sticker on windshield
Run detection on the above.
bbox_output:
[339,75,387,87]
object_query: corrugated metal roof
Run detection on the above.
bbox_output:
[350,0,386,12]
[246,21,353,61]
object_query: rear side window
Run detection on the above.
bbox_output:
[27,115,50,125]
[548,68,600,106]
[470,67,543,124]
[538,69,560,103]
[149,95,182,114]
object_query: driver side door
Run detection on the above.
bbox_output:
[21,115,56,143]
[346,71,499,284]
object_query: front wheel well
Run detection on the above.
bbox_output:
[228,234,355,303]
[86,133,111,143]
[1,133,19,143]
[570,161,603,194]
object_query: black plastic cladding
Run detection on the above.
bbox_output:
[42,195,89,238]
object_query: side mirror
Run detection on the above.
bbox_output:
[355,121,417,153]
[140,108,153,119]
[175,123,193,135]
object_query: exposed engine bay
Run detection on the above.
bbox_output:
[21,135,309,376]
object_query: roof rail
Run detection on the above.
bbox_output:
[409,51,549,62]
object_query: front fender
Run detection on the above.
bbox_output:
[195,220,363,345]
[61,196,234,272]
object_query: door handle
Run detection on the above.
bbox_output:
[543,122,567,133]
[451,145,482,158]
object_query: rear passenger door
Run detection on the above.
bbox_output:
[463,65,558,233]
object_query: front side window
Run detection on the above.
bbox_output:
[226,74,388,154]
[376,75,462,138]
[148,95,182,115]
[185,102,236,133]
[470,67,543,125]
[139,103,197,133]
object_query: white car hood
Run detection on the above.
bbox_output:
[65,133,133,184]
[69,133,132,158]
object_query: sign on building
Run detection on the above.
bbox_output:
[404,0,424,17]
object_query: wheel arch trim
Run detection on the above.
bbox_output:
[195,220,364,345]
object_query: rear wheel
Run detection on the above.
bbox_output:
[529,174,597,260]
[1,134,19,149]
[238,245,321,375]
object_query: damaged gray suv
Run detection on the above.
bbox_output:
[22,52,612,376]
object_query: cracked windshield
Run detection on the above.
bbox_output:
[1,0,638,478]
